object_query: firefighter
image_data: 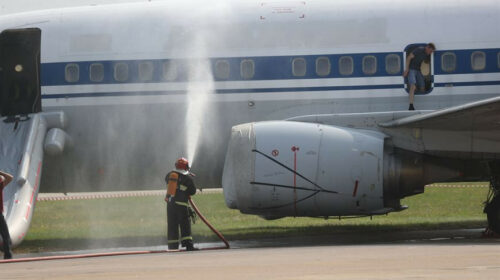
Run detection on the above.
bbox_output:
[0,171,13,259]
[165,157,197,251]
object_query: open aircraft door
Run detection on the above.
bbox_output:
[0,28,41,118]
[404,43,434,94]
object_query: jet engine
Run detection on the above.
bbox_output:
[222,121,440,219]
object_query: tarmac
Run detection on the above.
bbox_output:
[4,188,498,279]
[1,228,499,279]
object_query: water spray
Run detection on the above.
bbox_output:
[185,56,214,165]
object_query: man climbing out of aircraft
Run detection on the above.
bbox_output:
[0,171,13,259]
[165,157,198,251]
[403,42,436,110]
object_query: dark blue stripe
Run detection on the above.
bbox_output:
[40,48,500,88]
[40,52,404,86]
[42,84,405,99]
[434,49,500,75]
[434,80,500,87]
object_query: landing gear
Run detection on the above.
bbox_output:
[484,162,500,235]
[484,189,500,235]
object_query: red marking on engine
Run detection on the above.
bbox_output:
[353,180,359,197]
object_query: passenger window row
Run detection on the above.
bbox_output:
[65,61,180,83]
[63,51,500,83]
[293,54,401,77]
[64,55,401,83]
[441,51,498,73]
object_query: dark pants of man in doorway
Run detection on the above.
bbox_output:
[0,214,12,259]
[167,202,193,250]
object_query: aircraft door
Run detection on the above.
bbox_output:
[404,43,433,94]
[0,28,42,117]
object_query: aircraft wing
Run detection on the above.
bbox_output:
[379,96,500,131]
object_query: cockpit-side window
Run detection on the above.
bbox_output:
[65,64,79,83]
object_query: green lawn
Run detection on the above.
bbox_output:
[17,186,489,253]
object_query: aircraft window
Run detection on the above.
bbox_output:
[215,60,230,79]
[385,54,400,74]
[162,61,177,81]
[292,58,307,77]
[139,61,154,81]
[362,56,377,75]
[315,57,331,76]
[114,62,129,82]
[65,64,79,83]
[441,52,456,73]
[240,59,255,79]
[471,51,486,71]
[338,56,353,76]
[89,63,104,82]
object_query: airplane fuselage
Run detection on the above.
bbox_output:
[1,0,499,191]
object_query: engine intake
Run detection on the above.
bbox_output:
[223,121,389,218]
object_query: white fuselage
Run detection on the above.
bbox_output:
[1,0,499,191]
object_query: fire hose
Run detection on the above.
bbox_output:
[0,196,229,264]
[189,196,230,249]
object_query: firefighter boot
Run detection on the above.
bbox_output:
[3,239,12,259]
[4,250,12,259]
[183,240,198,251]
[168,241,179,250]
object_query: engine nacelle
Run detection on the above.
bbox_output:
[222,121,388,218]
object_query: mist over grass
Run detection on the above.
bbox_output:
[18,187,489,253]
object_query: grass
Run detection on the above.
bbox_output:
[17,186,489,253]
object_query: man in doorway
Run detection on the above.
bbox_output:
[0,171,13,259]
[403,43,436,110]
[165,157,197,251]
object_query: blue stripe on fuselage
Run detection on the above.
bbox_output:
[40,47,500,99]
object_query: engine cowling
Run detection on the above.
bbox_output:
[222,121,389,219]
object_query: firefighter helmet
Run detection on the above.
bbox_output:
[175,157,190,171]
